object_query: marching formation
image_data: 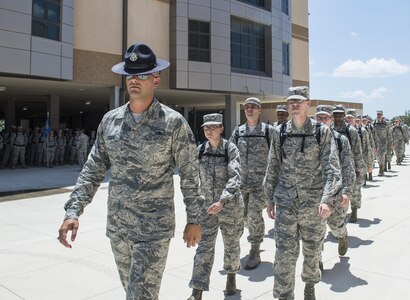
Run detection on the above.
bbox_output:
[55,42,409,300]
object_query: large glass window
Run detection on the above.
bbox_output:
[231,18,267,74]
[282,42,290,75]
[188,20,210,63]
[32,0,61,41]
[238,0,266,10]
[281,0,289,15]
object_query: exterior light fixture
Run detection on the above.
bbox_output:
[22,107,28,111]
[85,100,92,105]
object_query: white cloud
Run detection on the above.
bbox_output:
[332,58,410,78]
[350,32,358,37]
[340,86,390,103]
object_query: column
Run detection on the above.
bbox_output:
[49,94,60,129]
[224,95,239,136]
[182,106,189,121]
[110,86,121,110]
[5,98,16,130]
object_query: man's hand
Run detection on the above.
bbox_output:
[266,204,276,219]
[340,195,350,208]
[318,203,332,218]
[183,224,201,248]
[58,218,79,248]
[207,201,223,215]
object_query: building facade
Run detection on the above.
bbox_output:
[0,0,359,140]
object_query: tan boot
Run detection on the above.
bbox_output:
[245,244,261,270]
[187,289,202,300]
[338,233,348,256]
[304,284,316,300]
[225,273,236,295]
[349,208,357,223]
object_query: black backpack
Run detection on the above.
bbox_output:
[198,141,229,163]
[279,122,322,160]
[234,123,271,149]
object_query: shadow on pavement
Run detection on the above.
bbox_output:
[356,217,382,228]
[362,184,380,189]
[321,257,368,292]
[223,289,243,300]
[324,233,374,250]
[235,254,274,282]
[265,228,275,239]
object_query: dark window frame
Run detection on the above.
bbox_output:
[237,0,271,11]
[281,0,289,15]
[231,17,271,77]
[188,19,211,63]
[32,0,62,41]
[282,42,290,76]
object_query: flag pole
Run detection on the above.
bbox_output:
[46,112,49,167]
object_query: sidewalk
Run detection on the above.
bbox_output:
[0,150,410,299]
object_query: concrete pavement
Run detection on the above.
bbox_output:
[0,150,410,299]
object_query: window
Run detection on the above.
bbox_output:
[231,18,267,74]
[282,43,290,75]
[238,0,266,10]
[281,0,289,15]
[188,20,210,62]
[32,0,61,41]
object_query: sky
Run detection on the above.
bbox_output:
[308,0,410,119]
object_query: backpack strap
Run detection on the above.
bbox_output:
[264,123,271,149]
[198,140,229,163]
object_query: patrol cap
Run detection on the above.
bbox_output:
[315,105,333,116]
[346,109,357,118]
[201,113,223,127]
[377,110,383,114]
[112,42,170,76]
[276,104,288,112]
[287,86,309,101]
[244,97,261,108]
[333,104,346,114]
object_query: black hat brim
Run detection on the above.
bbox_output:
[111,58,170,75]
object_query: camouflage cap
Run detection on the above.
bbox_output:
[286,86,309,101]
[315,105,333,116]
[244,97,261,108]
[201,113,223,127]
[276,104,288,112]
[346,109,357,118]
[333,104,346,114]
[377,110,383,114]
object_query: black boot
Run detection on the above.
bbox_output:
[388,162,391,170]
[369,172,373,181]
[304,284,316,300]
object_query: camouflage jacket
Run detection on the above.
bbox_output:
[197,138,242,208]
[373,118,390,150]
[64,99,203,241]
[356,125,374,169]
[263,118,342,207]
[392,125,408,145]
[332,122,366,176]
[229,121,274,191]
[333,130,356,198]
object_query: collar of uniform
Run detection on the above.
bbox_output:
[204,138,224,153]
[121,98,162,126]
[245,120,262,134]
[290,117,312,133]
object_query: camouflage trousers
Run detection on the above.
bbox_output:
[12,145,26,167]
[55,145,65,164]
[273,202,326,300]
[110,237,170,300]
[385,150,393,164]
[190,204,244,291]
[1,145,12,167]
[243,190,266,245]
[77,149,87,167]
[351,179,362,210]
[394,144,405,162]
[43,148,55,166]
[326,196,348,239]
[376,149,387,172]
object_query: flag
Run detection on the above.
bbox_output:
[43,112,51,137]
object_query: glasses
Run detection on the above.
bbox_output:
[287,99,306,104]
[316,115,330,121]
[126,74,155,81]
[244,104,260,110]
[203,125,221,131]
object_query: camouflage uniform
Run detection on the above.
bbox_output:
[229,121,274,246]
[1,129,14,168]
[11,131,28,168]
[64,99,202,300]
[69,132,79,164]
[326,131,355,239]
[43,133,56,167]
[332,123,365,210]
[55,131,66,165]
[392,124,407,164]
[29,129,41,165]
[264,118,342,300]
[385,123,394,170]
[189,138,244,291]
[356,125,373,175]
[373,117,390,174]
[77,131,89,167]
